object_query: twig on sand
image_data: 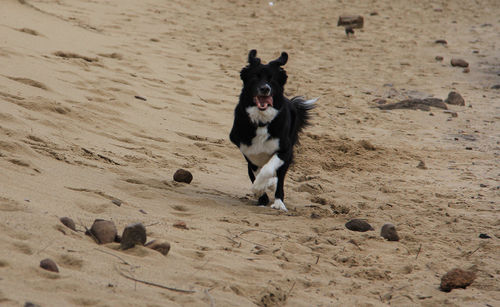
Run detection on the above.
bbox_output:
[287,281,297,297]
[466,244,483,258]
[95,248,130,265]
[204,289,215,307]
[115,265,196,293]
[415,244,422,260]
[315,255,320,264]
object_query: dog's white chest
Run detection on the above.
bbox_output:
[239,127,279,167]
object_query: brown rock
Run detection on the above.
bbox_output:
[89,219,117,244]
[380,223,400,241]
[173,169,193,184]
[120,222,147,250]
[435,56,444,61]
[40,258,59,273]
[445,91,465,106]
[417,160,428,169]
[345,219,374,232]
[450,58,469,67]
[440,268,476,292]
[434,39,447,45]
[173,221,188,230]
[145,240,171,256]
[59,217,76,231]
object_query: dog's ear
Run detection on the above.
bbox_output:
[248,49,261,66]
[270,52,288,67]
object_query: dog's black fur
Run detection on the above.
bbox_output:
[229,50,316,211]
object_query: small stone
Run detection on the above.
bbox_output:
[60,217,76,231]
[491,84,500,89]
[479,233,491,239]
[111,199,122,206]
[134,95,147,101]
[445,91,465,106]
[345,219,374,232]
[435,56,444,61]
[120,222,147,250]
[463,67,470,73]
[310,212,321,219]
[440,268,476,292]
[173,221,188,229]
[145,240,171,256]
[434,39,447,45]
[417,160,427,169]
[24,302,42,307]
[173,169,193,184]
[380,223,400,241]
[450,58,469,68]
[40,258,59,273]
[88,219,117,244]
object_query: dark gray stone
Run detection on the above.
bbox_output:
[381,223,400,241]
[120,222,147,250]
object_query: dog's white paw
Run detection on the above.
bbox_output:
[270,199,288,212]
[252,176,277,195]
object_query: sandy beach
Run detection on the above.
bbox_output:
[0,0,499,306]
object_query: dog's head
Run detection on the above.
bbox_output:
[240,49,288,111]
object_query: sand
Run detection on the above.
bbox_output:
[0,0,499,306]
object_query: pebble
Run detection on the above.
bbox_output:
[491,84,500,89]
[345,219,374,232]
[173,169,193,184]
[120,222,147,250]
[479,233,491,239]
[173,221,188,230]
[434,39,447,45]
[463,67,470,73]
[445,91,465,106]
[111,199,122,206]
[380,223,400,241]
[40,258,59,273]
[88,219,117,244]
[24,302,41,307]
[435,56,444,61]
[450,58,469,68]
[145,240,171,256]
[134,95,147,101]
[440,268,476,292]
[60,217,76,231]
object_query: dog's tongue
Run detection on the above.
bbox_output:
[255,96,273,110]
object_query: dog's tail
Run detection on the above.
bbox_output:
[291,96,318,133]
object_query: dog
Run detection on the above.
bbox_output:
[229,50,317,211]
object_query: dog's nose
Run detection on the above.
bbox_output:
[259,84,271,95]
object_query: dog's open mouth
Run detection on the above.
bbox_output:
[254,95,273,111]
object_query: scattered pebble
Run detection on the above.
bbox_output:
[145,240,171,256]
[345,219,374,232]
[435,56,444,61]
[310,212,321,219]
[440,268,476,292]
[450,58,469,68]
[445,91,465,106]
[173,169,193,184]
[479,233,491,239]
[24,302,41,307]
[134,95,147,101]
[173,221,188,230]
[370,11,378,16]
[88,219,117,244]
[434,39,447,45]
[463,67,470,73]
[40,258,59,273]
[380,223,400,241]
[120,222,147,250]
[111,199,122,206]
[59,217,76,231]
[417,160,427,169]
[491,84,500,89]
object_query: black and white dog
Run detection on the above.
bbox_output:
[229,50,317,211]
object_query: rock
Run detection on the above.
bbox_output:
[463,67,470,73]
[445,91,465,106]
[60,217,76,231]
[120,222,147,250]
[111,199,122,206]
[435,56,444,61]
[380,223,400,241]
[440,268,476,292]
[434,39,447,45]
[345,219,374,232]
[134,95,147,101]
[173,169,193,184]
[417,160,427,169]
[88,219,117,244]
[40,258,59,273]
[479,233,491,239]
[491,84,500,89]
[377,98,447,111]
[24,302,41,307]
[450,58,469,67]
[145,240,171,256]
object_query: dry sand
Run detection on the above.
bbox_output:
[0,0,499,306]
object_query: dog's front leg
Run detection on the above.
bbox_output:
[251,154,283,199]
